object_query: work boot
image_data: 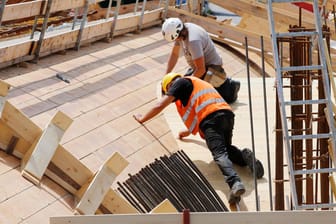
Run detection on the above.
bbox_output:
[242,148,264,179]
[229,181,245,204]
[230,79,240,103]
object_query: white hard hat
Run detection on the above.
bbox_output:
[161,18,183,42]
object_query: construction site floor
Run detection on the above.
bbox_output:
[0,26,277,223]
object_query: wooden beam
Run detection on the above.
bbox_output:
[1,0,44,22]
[1,0,106,22]
[50,210,336,224]
[0,120,32,158]
[21,111,73,185]
[47,145,92,194]
[0,101,41,145]
[150,199,178,213]
[75,152,129,215]
[330,175,336,199]
[0,79,10,97]
[209,0,315,29]
[0,80,10,118]
[0,41,33,64]
[45,144,138,214]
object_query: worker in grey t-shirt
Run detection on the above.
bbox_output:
[162,17,240,104]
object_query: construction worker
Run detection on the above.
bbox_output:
[133,72,264,204]
[161,17,241,104]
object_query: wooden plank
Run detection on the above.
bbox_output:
[0,41,33,64]
[43,145,138,214]
[46,145,93,194]
[100,189,139,214]
[210,0,315,29]
[75,152,129,214]
[50,210,336,224]
[2,0,44,22]
[0,80,10,117]
[142,8,162,24]
[150,199,178,213]
[324,39,336,103]
[80,20,113,40]
[1,0,106,22]
[39,30,79,56]
[114,9,163,34]
[21,111,73,184]
[0,120,32,158]
[330,175,336,199]
[39,9,162,56]
[50,0,105,13]
[0,80,10,97]
[1,101,41,145]
[51,110,73,131]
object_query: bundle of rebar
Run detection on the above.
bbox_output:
[116,150,228,213]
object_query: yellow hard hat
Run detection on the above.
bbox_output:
[161,72,182,94]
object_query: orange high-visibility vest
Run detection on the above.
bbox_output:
[175,77,232,135]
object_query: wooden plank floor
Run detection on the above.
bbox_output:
[0,26,277,223]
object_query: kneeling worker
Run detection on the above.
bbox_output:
[133,72,264,204]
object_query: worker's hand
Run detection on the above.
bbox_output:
[133,114,143,124]
[178,129,190,139]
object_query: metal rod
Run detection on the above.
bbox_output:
[169,153,221,211]
[260,35,273,211]
[117,181,146,213]
[109,0,122,39]
[33,0,53,62]
[160,155,206,211]
[0,0,6,26]
[177,150,228,211]
[75,0,89,51]
[138,0,147,32]
[106,0,113,19]
[245,36,259,211]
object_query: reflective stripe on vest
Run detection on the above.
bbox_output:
[176,77,231,135]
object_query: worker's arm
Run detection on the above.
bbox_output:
[134,95,175,123]
[192,56,206,78]
[178,129,191,139]
[166,42,181,74]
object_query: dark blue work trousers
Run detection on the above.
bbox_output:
[199,110,246,188]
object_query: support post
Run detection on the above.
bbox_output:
[21,111,73,185]
[75,152,129,214]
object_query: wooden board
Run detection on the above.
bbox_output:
[0,41,33,64]
[0,80,10,97]
[2,0,44,22]
[0,80,10,117]
[50,210,336,224]
[150,199,178,213]
[1,101,41,145]
[210,0,315,29]
[21,111,73,184]
[75,152,129,214]
[1,0,106,22]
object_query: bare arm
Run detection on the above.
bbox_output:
[166,43,181,74]
[134,95,175,123]
[192,56,206,78]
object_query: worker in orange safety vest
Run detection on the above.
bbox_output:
[133,72,264,204]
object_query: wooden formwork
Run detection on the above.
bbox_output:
[2,0,336,70]
[0,0,165,68]
[0,79,139,215]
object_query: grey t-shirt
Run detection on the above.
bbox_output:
[177,23,223,68]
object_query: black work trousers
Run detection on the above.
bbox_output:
[199,110,246,189]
